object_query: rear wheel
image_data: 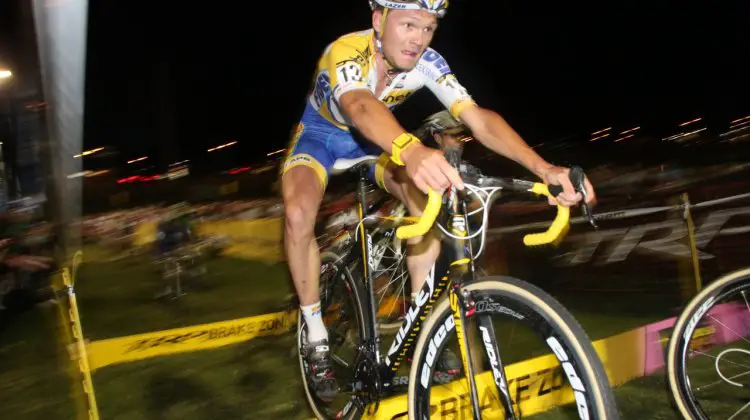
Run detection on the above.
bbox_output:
[408,277,619,419]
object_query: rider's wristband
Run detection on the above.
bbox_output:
[390,133,421,166]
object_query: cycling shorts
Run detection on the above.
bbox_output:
[281,102,392,191]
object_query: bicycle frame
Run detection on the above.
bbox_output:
[347,147,487,414]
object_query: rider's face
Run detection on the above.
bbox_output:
[373,9,438,71]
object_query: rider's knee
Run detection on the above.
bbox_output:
[284,201,315,240]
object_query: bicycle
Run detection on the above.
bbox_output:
[666,267,750,420]
[297,146,619,420]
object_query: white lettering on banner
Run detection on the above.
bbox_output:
[554,206,750,266]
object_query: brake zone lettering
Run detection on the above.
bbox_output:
[126,331,209,352]
[125,316,290,353]
[393,365,567,419]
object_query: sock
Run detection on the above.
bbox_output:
[411,292,418,301]
[301,301,328,343]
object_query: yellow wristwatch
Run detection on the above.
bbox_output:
[390,133,421,166]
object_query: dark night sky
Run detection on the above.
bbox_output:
[5,1,750,172]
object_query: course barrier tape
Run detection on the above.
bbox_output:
[59,250,101,420]
[86,309,297,371]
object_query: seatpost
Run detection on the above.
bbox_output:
[357,165,369,216]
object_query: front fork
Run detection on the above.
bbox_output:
[450,283,483,419]
[476,311,517,419]
[451,284,517,420]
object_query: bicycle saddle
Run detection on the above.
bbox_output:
[330,155,379,175]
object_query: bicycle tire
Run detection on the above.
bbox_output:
[407,277,619,419]
[298,251,368,420]
[666,267,750,420]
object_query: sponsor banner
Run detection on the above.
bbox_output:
[484,194,750,295]
[87,310,296,371]
[363,328,645,419]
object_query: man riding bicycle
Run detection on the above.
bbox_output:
[281,0,596,402]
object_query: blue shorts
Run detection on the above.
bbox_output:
[281,102,391,190]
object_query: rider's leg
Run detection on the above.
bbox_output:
[282,165,327,341]
[376,156,440,296]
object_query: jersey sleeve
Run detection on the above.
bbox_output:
[419,49,477,119]
[323,38,371,104]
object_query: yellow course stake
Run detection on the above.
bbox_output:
[62,250,100,420]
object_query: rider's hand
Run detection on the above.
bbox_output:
[541,166,596,208]
[401,143,464,194]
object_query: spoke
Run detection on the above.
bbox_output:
[707,315,750,345]
[689,347,750,391]
[695,369,750,391]
[689,349,750,371]
[728,400,750,420]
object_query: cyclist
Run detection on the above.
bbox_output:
[281,0,596,401]
[153,203,196,298]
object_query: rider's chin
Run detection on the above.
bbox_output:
[395,55,417,71]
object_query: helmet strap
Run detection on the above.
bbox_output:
[374,8,406,74]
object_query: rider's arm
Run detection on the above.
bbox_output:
[419,54,553,181]
[460,105,594,205]
[338,90,462,192]
[423,56,586,203]
[338,90,408,153]
[458,105,555,181]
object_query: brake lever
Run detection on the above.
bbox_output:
[568,166,598,229]
[549,166,598,229]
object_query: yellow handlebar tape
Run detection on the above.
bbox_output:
[390,133,422,166]
[396,189,442,239]
[523,183,571,246]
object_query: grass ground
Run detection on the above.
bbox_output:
[0,247,728,419]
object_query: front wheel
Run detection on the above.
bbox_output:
[408,277,619,419]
